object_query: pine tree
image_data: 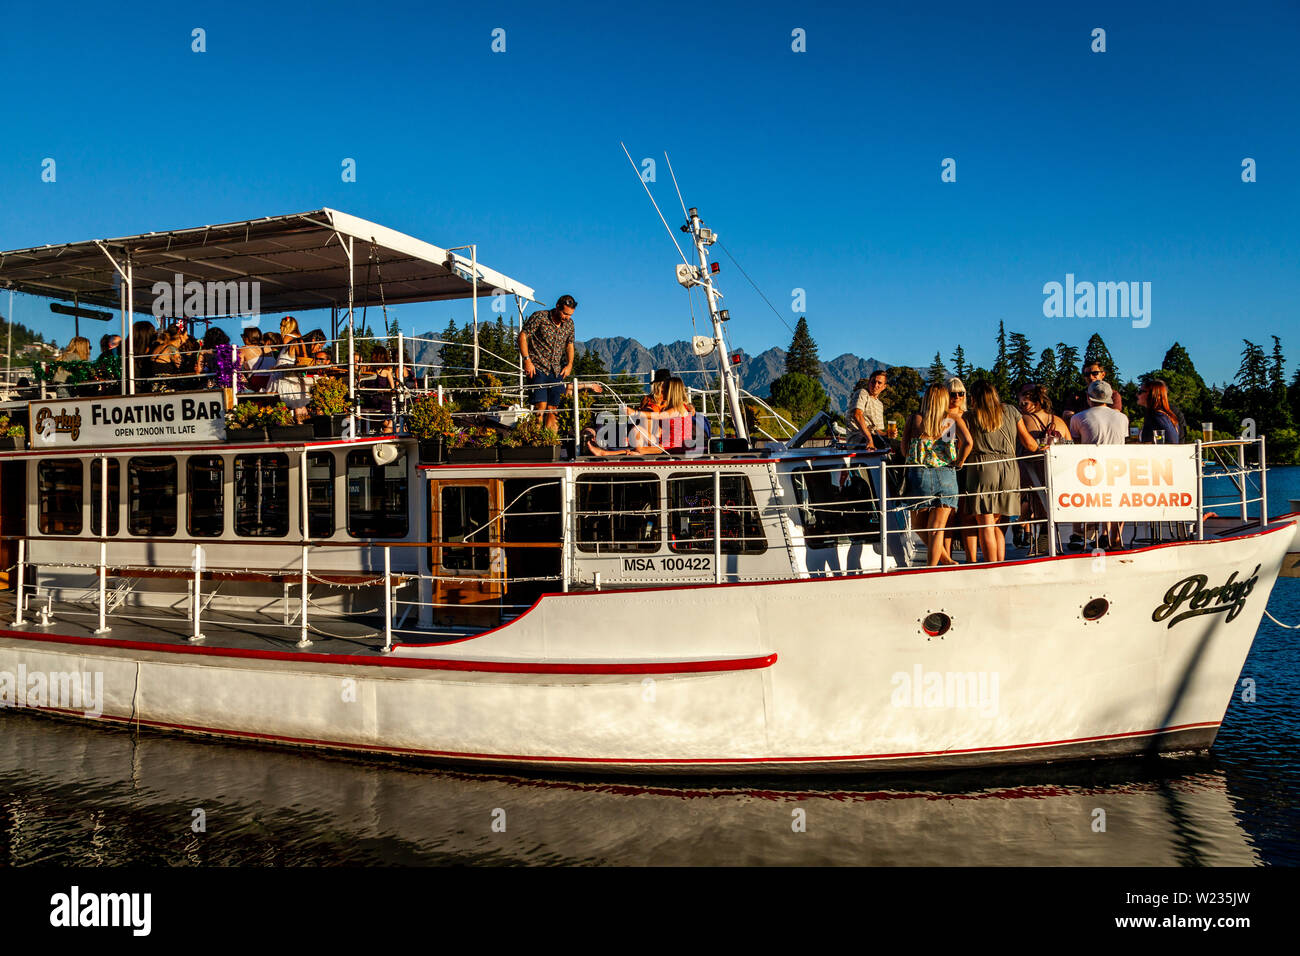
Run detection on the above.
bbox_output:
[950,344,967,380]
[927,352,948,386]
[1162,342,1197,378]
[1035,348,1057,388]
[1083,333,1120,385]
[1237,339,1267,392]
[572,346,608,379]
[785,316,821,380]
[1269,336,1286,391]
[1007,332,1034,391]
[1053,342,1081,409]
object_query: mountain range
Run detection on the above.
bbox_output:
[575,337,892,409]
[405,333,894,409]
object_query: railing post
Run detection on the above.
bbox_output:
[96,456,110,634]
[1259,435,1268,526]
[713,469,723,584]
[1238,442,1248,521]
[878,457,889,573]
[1195,441,1205,541]
[560,472,572,593]
[189,545,205,643]
[12,538,24,626]
[572,375,581,451]
[297,545,311,647]
[1044,446,1057,557]
[383,546,393,652]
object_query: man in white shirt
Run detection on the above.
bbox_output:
[846,370,888,450]
[1068,379,1130,549]
[1069,379,1129,444]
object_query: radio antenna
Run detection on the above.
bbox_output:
[664,151,690,221]
[619,142,690,266]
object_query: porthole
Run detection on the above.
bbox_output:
[1082,598,1110,621]
[921,612,952,637]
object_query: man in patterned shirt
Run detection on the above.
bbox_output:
[518,294,577,431]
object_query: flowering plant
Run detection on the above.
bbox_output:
[309,375,350,417]
[407,394,458,439]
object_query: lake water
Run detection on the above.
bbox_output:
[2,468,1297,866]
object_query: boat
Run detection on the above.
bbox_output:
[0,206,1296,775]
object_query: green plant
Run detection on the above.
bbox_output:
[407,394,458,440]
[457,425,500,449]
[6,425,24,439]
[225,402,265,429]
[309,376,350,417]
[509,413,561,447]
[225,401,293,429]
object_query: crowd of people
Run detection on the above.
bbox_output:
[43,317,408,431]
[848,360,1188,565]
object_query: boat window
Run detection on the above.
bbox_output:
[89,459,120,536]
[306,453,335,538]
[440,485,490,572]
[576,473,659,553]
[188,456,225,537]
[128,457,178,536]
[667,472,767,554]
[791,465,879,545]
[234,454,290,537]
[347,449,408,538]
[37,460,82,535]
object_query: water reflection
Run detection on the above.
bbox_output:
[0,712,1268,866]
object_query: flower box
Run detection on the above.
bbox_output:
[499,445,562,462]
[225,427,268,443]
[267,425,316,442]
[0,436,24,450]
[448,447,500,464]
[418,438,447,464]
[311,414,348,439]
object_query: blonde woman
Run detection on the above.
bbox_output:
[902,384,972,566]
[962,381,1038,563]
[280,315,300,343]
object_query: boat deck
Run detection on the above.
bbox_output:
[0,593,478,659]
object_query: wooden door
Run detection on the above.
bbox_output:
[429,479,504,626]
[0,461,27,588]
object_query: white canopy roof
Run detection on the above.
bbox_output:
[0,208,536,314]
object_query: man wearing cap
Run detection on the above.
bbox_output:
[1069,379,1130,549]
[519,294,577,432]
[1063,361,1123,422]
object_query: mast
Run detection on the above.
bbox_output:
[682,207,748,443]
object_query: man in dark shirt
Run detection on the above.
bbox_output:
[1062,361,1123,423]
[518,294,577,432]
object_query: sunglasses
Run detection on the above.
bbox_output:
[952,391,965,397]
[1086,370,1103,377]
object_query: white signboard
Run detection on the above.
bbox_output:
[29,391,226,448]
[1047,443,1198,522]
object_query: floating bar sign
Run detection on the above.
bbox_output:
[1047,444,1198,521]
[29,391,226,448]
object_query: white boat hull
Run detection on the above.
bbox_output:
[0,522,1291,774]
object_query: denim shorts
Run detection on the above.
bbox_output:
[906,466,958,509]
[529,370,565,406]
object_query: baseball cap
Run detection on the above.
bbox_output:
[1087,379,1114,404]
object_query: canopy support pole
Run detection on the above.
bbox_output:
[95,241,133,395]
[343,235,356,436]
[471,244,479,378]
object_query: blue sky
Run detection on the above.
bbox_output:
[1,0,1296,386]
